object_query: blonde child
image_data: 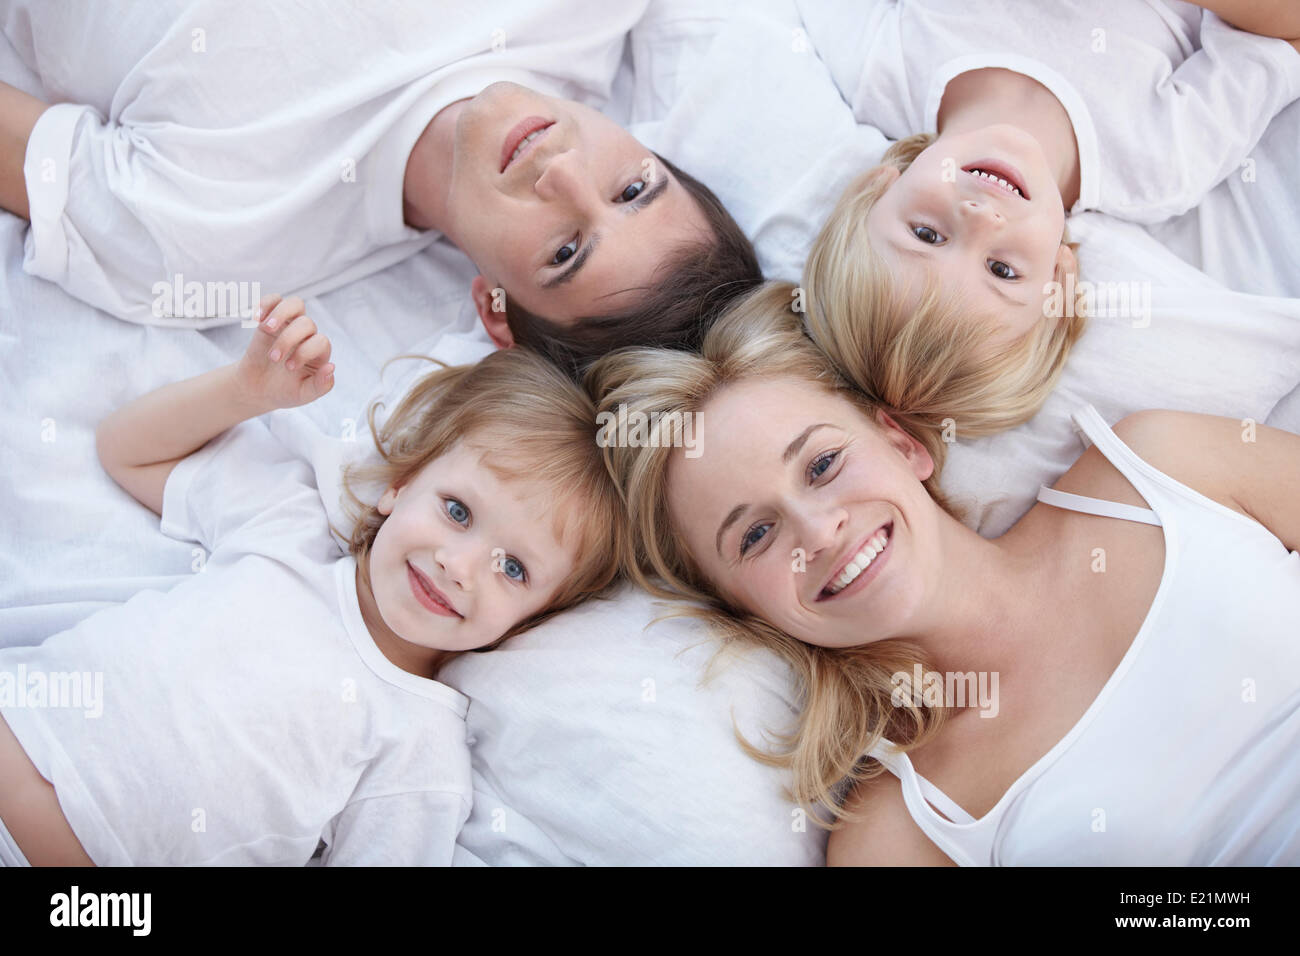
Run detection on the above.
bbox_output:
[801,0,1300,441]
[0,296,624,866]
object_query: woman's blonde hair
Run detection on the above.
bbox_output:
[585,280,957,826]
[803,133,1088,458]
[337,346,625,658]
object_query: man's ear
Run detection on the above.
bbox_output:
[471,275,515,349]
[877,409,935,482]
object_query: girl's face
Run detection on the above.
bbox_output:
[364,439,581,654]
[666,377,943,648]
[866,124,1074,350]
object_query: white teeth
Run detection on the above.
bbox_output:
[968,168,1021,196]
[825,529,891,595]
[509,128,545,166]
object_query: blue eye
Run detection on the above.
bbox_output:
[619,180,646,202]
[810,450,838,479]
[445,498,469,525]
[552,237,578,265]
[739,523,770,555]
[912,224,945,244]
[500,555,526,582]
[988,259,1019,280]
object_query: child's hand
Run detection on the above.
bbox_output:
[235,294,335,411]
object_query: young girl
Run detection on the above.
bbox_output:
[587,283,1300,865]
[0,295,625,866]
[800,0,1300,441]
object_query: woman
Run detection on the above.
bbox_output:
[587,281,1300,864]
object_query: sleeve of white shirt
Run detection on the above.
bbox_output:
[160,417,330,556]
[1111,13,1300,222]
[320,790,472,867]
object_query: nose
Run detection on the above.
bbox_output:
[957,197,1004,229]
[533,148,587,205]
[433,543,475,592]
[794,501,848,567]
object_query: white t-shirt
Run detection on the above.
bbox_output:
[0,418,472,865]
[795,0,1300,223]
[13,0,647,326]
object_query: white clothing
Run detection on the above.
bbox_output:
[7,0,646,326]
[0,418,472,865]
[795,0,1300,222]
[872,403,1300,865]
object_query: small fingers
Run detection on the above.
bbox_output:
[286,332,331,371]
[268,314,317,364]
[262,295,306,333]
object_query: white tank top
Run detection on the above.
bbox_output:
[869,404,1300,865]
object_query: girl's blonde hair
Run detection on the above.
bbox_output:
[585,280,956,826]
[338,346,625,655]
[803,133,1088,458]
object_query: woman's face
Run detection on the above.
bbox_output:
[667,377,943,648]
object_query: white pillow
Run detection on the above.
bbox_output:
[444,584,825,866]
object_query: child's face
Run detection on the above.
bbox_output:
[866,124,1073,350]
[364,439,581,654]
[666,376,944,649]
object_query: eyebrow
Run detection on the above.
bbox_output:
[539,174,672,291]
[713,423,834,558]
[886,239,1029,307]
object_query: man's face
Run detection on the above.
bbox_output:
[441,82,713,329]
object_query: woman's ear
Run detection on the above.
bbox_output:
[877,410,935,482]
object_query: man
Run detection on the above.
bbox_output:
[0,1,760,372]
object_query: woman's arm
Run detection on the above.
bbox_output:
[1113,410,1300,553]
[826,773,958,866]
[96,295,335,516]
[1191,1,1300,49]
[0,81,49,220]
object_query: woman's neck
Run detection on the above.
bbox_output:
[906,509,1071,688]
[936,67,1081,210]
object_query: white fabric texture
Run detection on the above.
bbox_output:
[0,418,472,865]
[873,404,1300,865]
[794,0,1300,222]
[6,0,647,326]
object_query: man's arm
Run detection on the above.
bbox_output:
[0,81,49,221]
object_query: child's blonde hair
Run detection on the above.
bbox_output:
[585,280,956,826]
[338,346,625,653]
[803,133,1088,449]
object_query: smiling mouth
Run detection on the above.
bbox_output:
[961,162,1029,200]
[819,522,893,598]
[500,118,554,174]
[407,562,462,618]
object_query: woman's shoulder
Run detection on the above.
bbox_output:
[826,772,958,867]
[1049,409,1253,520]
